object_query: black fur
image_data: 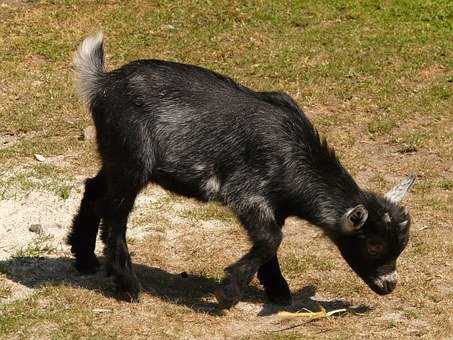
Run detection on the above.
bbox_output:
[67,34,412,307]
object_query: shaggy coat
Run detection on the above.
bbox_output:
[68,33,414,307]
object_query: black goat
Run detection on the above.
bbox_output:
[68,33,415,308]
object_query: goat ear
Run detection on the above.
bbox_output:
[341,204,368,233]
[385,175,416,204]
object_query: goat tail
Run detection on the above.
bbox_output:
[73,32,105,105]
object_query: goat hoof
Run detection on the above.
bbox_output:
[74,254,99,274]
[114,274,141,302]
[117,290,140,303]
[214,282,241,309]
[264,284,292,305]
[266,289,292,305]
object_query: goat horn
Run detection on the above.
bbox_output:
[399,220,408,228]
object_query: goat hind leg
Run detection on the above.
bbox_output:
[67,169,106,274]
[102,188,141,302]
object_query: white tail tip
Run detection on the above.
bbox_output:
[73,32,105,104]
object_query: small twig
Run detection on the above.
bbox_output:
[418,225,430,231]
[274,307,347,332]
[314,328,335,335]
[272,319,314,332]
[92,308,111,313]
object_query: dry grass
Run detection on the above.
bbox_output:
[0,0,452,339]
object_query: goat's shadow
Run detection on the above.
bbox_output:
[0,256,371,317]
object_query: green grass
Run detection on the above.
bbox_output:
[438,179,453,190]
[1,0,452,170]
[0,164,73,199]
[281,251,337,280]
[367,114,397,137]
[0,288,116,339]
[0,0,452,338]
[179,202,237,223]
[12,235,56,259]
[0,281,12,300]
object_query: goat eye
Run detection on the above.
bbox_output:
[367,240,385,256]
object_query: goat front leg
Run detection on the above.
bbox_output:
[257,255,291,305]
[215,204,282,309]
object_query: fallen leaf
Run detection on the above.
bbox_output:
[34,154,45,162]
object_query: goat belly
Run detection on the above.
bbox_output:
[151,170,209,201]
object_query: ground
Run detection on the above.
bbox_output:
[0,1,452,339]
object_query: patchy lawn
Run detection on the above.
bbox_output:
[0,0,452,338]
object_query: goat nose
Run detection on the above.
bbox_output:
[384,279,397,292]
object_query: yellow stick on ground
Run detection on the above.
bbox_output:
[278,307,346,320]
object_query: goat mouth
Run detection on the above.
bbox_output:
[365,271,398,295]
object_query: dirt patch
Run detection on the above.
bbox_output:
[0,178,178,259]
[0,182,175,312]
[417,64,448,81]
[0,132,37,150]
[0,133,19,150]
[0,277,33,305]
[0,191,76,259]
[0,0,30,7]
